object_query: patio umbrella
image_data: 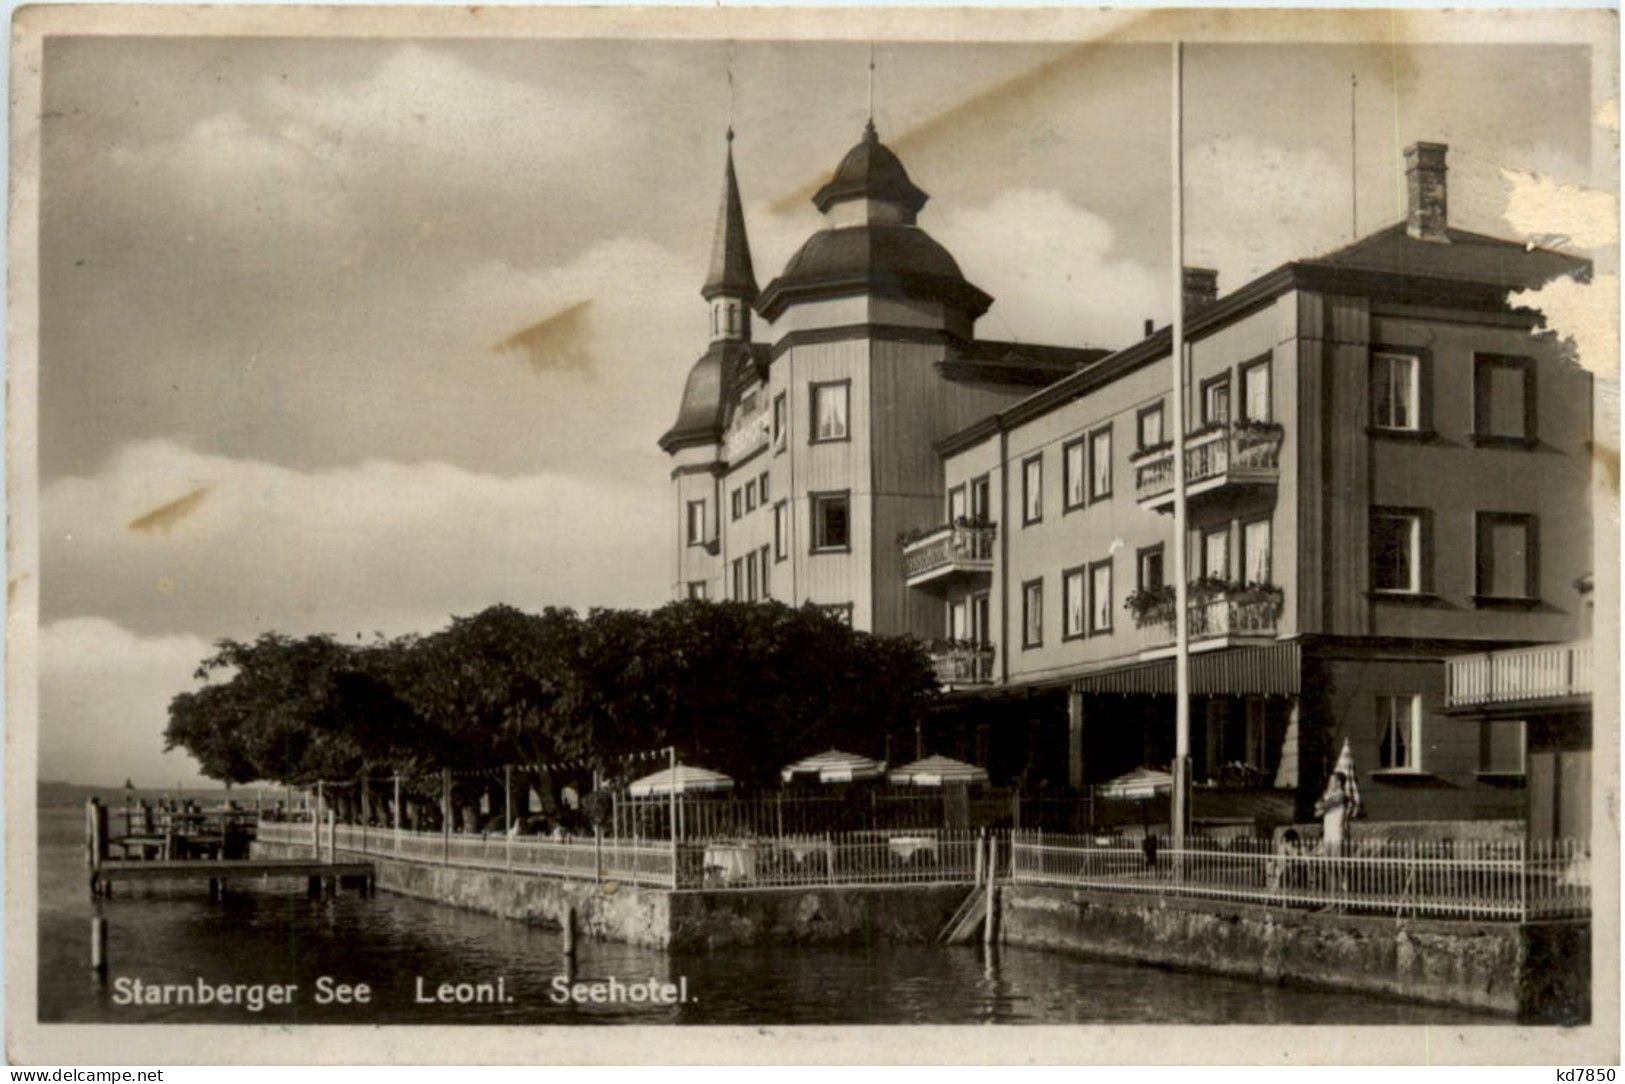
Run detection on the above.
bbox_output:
[781,749,884,785]
[888,754,989,787]
[1333,738,1362,819]
[626,764,735,797]
[1096,766,1173,801]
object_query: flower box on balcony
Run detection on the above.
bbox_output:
[899,519,997,589]
[1133,421,1284,511]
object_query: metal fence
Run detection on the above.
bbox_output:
[1008,831,1591,922]
[618,786,1025,839]
[258,819,974,891]
[684,830,980,889]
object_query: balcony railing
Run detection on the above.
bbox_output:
[1132,584,1283,653]
[1134,422,1284,509]
[901,522,997,588]
[724,409,771,462]
[1445,641,1593,708]
[929,642,995,687]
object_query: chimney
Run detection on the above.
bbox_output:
[1143,318,1154,338]
[1182,267,1218,314]
[1405,141,1450,243]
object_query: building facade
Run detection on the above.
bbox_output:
[662,133,1594,827]
[659,125,1104,635]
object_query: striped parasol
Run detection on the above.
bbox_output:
[627,764,735,797]
[1096,766,1173,801]
[1334,738,1362,818]
[888,754,989,787]
[781,749,884,785]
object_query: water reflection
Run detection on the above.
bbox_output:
[38,811,1494,1026]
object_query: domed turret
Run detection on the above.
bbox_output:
[811,119,929,223]
[757,123,991,325]
[660,133,762,454]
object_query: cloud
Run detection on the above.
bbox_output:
[933,188,1162,348]
[41,617,215,788]
[44,440,671,641]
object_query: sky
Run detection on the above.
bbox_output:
[35,34,1599,786]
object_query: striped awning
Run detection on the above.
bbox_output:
[1071,643,1300,697]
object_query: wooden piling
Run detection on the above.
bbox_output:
[983,837,998,946]
[208,877,220,902]
[91,915,108,977]
[85,799,108,871]
[307,876,322,899]
[561,903,576,958]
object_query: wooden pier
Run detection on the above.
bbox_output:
[85,798,375,902]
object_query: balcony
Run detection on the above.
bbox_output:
[900,522,997,590]
[724,409,771,463]
[1131,582,1283,658]
[928,641,995,688]
[1134,421,1284,512]
[1445,641,1593,710]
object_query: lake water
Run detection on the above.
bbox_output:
[38,809,1493,1025]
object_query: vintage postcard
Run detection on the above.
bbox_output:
[5,4,1619,1066]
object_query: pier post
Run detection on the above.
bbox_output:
[504,766,513,871]
[561,903,576,959]
[91,914,108,977]
[974,830,986,887]
[85,799,108,872]
[208,877,220,902]
[326,809,337,865]
[983,837,998,946]
[393,774,402,857]
[313,781,323,858]
[307,876,322,900]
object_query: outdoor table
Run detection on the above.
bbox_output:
[703,842,760,884]
[887,835,937,862]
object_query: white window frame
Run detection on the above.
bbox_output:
[1062,439,1086,511]
[1377,693,1423,772]
[810,381,850,443]
[685,499,707,546]
[1372,352,1421,431]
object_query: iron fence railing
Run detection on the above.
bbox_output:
[1008,831,1590,921]
[929,644,995,685]
[1134,422,1284,503]
[900,523,997,582]
[258,820,973,890]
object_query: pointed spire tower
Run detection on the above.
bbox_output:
[702,129,759,343]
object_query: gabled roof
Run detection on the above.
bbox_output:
[702,135,759,302]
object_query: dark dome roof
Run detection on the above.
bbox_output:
[658,344,727,453]
[756,224,993,321]
[658,341,770,453]
[812,121,928,217]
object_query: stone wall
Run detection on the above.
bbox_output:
[1000,884,1589,1023]
[254,840,968,950]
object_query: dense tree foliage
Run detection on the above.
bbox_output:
[164,601,937,797]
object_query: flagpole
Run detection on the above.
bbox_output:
[1169,39,1192,854]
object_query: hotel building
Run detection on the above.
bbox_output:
[661,129,1595,830]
